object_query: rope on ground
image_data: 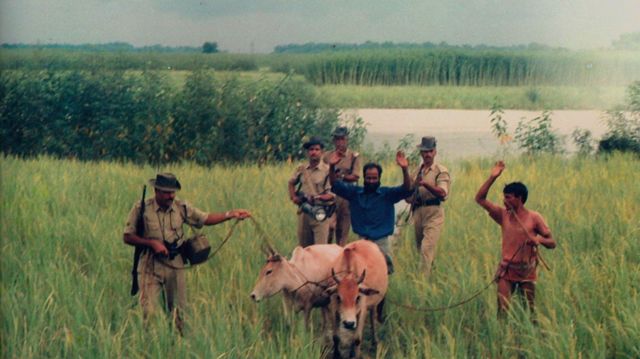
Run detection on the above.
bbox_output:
[386,277,497,312]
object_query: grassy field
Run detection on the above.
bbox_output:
[318,85,627,110]
[163,71,627,110]
[1,154,639,358]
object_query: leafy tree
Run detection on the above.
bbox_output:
[202,42,218,54]
[598,81,640,155]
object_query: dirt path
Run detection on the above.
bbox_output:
[344,109,607,158]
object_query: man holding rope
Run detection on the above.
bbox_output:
[475,161,555,318]
[123,172,251,333]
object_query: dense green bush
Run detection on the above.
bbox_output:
[598,81,640,155]
[0,70,353,165]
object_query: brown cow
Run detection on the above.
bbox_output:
[250,244,343,329]
[326,240,389,358]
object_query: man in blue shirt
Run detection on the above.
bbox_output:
[328,151,412,274]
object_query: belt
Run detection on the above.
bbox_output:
[500,260,535,270]
[413,198,441,208]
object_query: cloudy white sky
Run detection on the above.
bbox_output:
[1,0,639,53]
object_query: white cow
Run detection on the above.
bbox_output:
[250,244,343,329]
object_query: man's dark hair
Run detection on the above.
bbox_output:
[503,182,528,204]
[363,162,383,178]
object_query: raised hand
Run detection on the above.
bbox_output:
[328,151,343,166]
[396,150,409,169]
[491,160,505,178]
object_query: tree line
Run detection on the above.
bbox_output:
[0,70,352,165]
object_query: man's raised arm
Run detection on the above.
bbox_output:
[475,161,505,221]
[396,151,411,190]
[327,151,343,185]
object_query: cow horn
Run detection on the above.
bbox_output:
[357,269,366,284]
[261,242,276,257]
[332,268,341,284]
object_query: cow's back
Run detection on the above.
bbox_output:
[334,240,388,306]
[290,244,343,283]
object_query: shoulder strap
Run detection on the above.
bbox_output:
[322,174,330,192]
[181,203,198,235]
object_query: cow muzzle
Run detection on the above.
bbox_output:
[342,320,357,330]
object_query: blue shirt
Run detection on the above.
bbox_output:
[332,181,413,240]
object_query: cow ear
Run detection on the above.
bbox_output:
[359,287,380,296]
[357,269,366,284]
[331,268,341,284]
[325,285,338,296]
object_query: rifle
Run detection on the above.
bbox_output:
[130,185,146,296]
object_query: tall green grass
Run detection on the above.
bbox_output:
[1,154,639,358]
[272,49,640,87]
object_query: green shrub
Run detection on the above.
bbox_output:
[514,110,565,154]
[571,128,595,156]
[598,81,640,155]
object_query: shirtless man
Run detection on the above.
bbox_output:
[475,161,556,317]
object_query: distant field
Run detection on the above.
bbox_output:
[3,47,639,110]
[162,71,626,110]
[318,84,627,110]
[2,154,638,358]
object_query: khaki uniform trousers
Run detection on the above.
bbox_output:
[297,213,330,247]
[413,205,445,278]
[330,196,351,246]
[138,251,186,322]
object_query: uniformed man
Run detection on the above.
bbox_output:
[288,136,335,247]
[323,126,361,246]
[123,173,251,333]
[407,136,451,278]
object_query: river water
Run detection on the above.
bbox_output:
[343,109,608,159]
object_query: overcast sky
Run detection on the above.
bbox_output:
[1,0,639,53]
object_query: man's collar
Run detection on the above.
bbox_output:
[356,186,382,195]
[422,162,437,171]
[152,199,175,213]
[306,161,328,170]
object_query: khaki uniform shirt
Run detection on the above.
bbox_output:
[323,149,361,181]
[124,198,209,247]
[291,161,332,197]
[409,162,451,203]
